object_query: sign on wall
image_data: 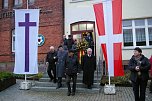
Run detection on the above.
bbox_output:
[38,34,45,46]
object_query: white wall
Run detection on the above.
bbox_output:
[64,0,152,61]
[123,0,152,19]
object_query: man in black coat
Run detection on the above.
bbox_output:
[65,49,80,96]
[46,46,57,83]
[128,47,151,101]
[81,48,96,89]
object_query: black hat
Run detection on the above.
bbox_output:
[134,47,142,53]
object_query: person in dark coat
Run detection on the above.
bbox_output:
[65,49,80,96]
[81,48,96,89]
[85,32,94,55]
[63,35,68,46]
[46,46,57,83]
[149,55,152,93]
[67,35,74,50]
[128,47,151,101]
[56,45,68,89]
[72,39,78,56]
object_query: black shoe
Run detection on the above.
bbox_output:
[56,84,62,89]
[71,92,75,96]
[49,78,53,82]
[67,92,71,96]
[53,79,57,83]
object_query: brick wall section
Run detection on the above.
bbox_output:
[0,0,64,63]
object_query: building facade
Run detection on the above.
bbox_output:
[64,0,152,66]
[0,0,64,71]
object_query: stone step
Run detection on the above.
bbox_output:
[42,74,102,79]
[39,78,101,83]
[42,71,102,78]
[31,86,101,93]
[35,82,100,88]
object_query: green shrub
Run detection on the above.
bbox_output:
[13,72,43,80]
[0,72,14,81]
[101,71,131,86]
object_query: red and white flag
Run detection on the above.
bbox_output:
[93,0,124,76]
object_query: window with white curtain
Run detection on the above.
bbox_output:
[135,28,146,46]
[123,29,133,46]
[123,18,152,47]
[148,27,152,45]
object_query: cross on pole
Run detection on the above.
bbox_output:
[18,13,36,72]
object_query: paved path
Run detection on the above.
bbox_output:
[0,80,152,101]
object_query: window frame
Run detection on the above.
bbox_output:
[122,18,152,49]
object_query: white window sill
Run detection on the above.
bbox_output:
[70,0,92,3]
[122,46,152,50]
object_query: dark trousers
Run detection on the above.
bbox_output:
[132,78,148,101]
[66,74,77,93]
[47,66,56,81]
[57,77,62,87]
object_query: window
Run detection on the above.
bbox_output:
[2,0,8,9]
[123,18,152,47]
[148,27,152,45]
[79,24,86,30]
[28,0,35,4]
[135,28,146,46]
[12,29,15,52]
[87,24,93,30]
[123,29,133,46]
[72,24,79,31]
[14,0,22,7]
[71,23,94,32]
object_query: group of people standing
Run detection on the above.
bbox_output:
[45,34,152,100]
[45,34,96,96]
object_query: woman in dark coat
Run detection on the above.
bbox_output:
[128,47,151,101]
[81,48,96,89]
[56,46,68,89]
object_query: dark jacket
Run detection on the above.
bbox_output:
[67,39,74,50]
[56,50,68,77]
[128,54,151,82]
[65,55,79,75]
[149,56,152,76]
[46,51,57,68]
[81,54,96,85]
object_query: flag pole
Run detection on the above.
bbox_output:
[108,74,111,85]
[24,0,29,83]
